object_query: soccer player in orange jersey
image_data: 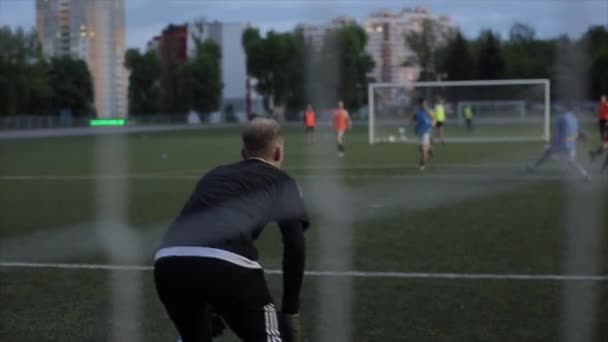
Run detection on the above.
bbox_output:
[333,100,351,157]
[589,95,608,168]
[303,104,316,143]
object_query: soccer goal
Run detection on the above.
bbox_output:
[368,79,551,144]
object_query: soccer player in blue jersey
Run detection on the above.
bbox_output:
[412,98,434,171]
[527,106,591,180]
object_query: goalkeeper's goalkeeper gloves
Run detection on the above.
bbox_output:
[278,313,301,342]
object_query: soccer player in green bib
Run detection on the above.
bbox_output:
[435,97,447,144]
[464,105,474,131]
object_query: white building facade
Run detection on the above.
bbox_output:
[187,21,263,119]
[363,7,457,84]
[296,16,357,50]
[297,7,457,85]
[36,0,128,118]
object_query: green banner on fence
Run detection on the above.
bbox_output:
[89,119,126,127]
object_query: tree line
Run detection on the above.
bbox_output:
[126,23,375,121]
[241,24,375,120]
[434,22,608,100]
[0,26,94,117]
[124,32,222,118]
[1,22,606,118]
[125,20,222,119]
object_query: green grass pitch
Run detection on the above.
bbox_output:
[1,125,607,341]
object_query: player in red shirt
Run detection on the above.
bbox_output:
[333,100,351,157]
[303,104,316,143]
[589,95,608,167]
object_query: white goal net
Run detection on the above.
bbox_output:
[368,79,551,144]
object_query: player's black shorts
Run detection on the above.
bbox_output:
[305,126,315,132]
[600,119,607,141]
[436,121,444,128]
[154,256,283,342]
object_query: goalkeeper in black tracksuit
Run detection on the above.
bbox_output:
[154,118,309,342]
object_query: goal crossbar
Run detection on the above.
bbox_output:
[370,79,550,88]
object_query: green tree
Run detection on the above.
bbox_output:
[242,28,296,113]
[503,23,555,80]
[509,22,535,44]
[0,26,41,63]
[476,30,505,79]
[440,30,476,101]
[285,28,312,115]
[589,52,608,98]
[404,19,453,81]
[581,26,608,56]
[242,27,262,73]
[47,57,94,117]
[318,24,375,110]
[0,26,50,116]
[581,26,608,98]
[443,30,475,81]
[125,48,161,115]
[179,39,222,118]
[552,35,589,102]
[242,24,373,116]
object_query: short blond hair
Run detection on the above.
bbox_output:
[242,118,282,156]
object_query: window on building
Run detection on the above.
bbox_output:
[382,23,390,41]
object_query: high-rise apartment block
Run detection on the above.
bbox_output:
[297,7,457,85]
[36,0,128,118]
[363,8,456,84]
[296,16,357,50]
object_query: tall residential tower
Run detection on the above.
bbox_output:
[297,7,457,85]
[36,0,128,118]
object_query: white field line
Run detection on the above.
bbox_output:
[0,173,596,182]
[0,163,526,180]
[1,161,595,181]
[0,174,199,181]
[0,162,588,182]
[1,261,607,281]
[292,163,525,170]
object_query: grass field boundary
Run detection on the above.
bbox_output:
[2,261,607,281]
[0,173,601,182]
[2,160,604,182]
[0,163,537,179]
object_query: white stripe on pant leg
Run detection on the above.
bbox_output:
[269,304,282,342]
[265,306,277,342]
[270,305,281,340]
[264,305,273,342]
[264,304,282,342]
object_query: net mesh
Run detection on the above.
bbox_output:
[369,80,550,143]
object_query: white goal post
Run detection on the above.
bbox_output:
[368,79,551,144]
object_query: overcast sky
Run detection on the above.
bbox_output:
[1,0,607,50]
